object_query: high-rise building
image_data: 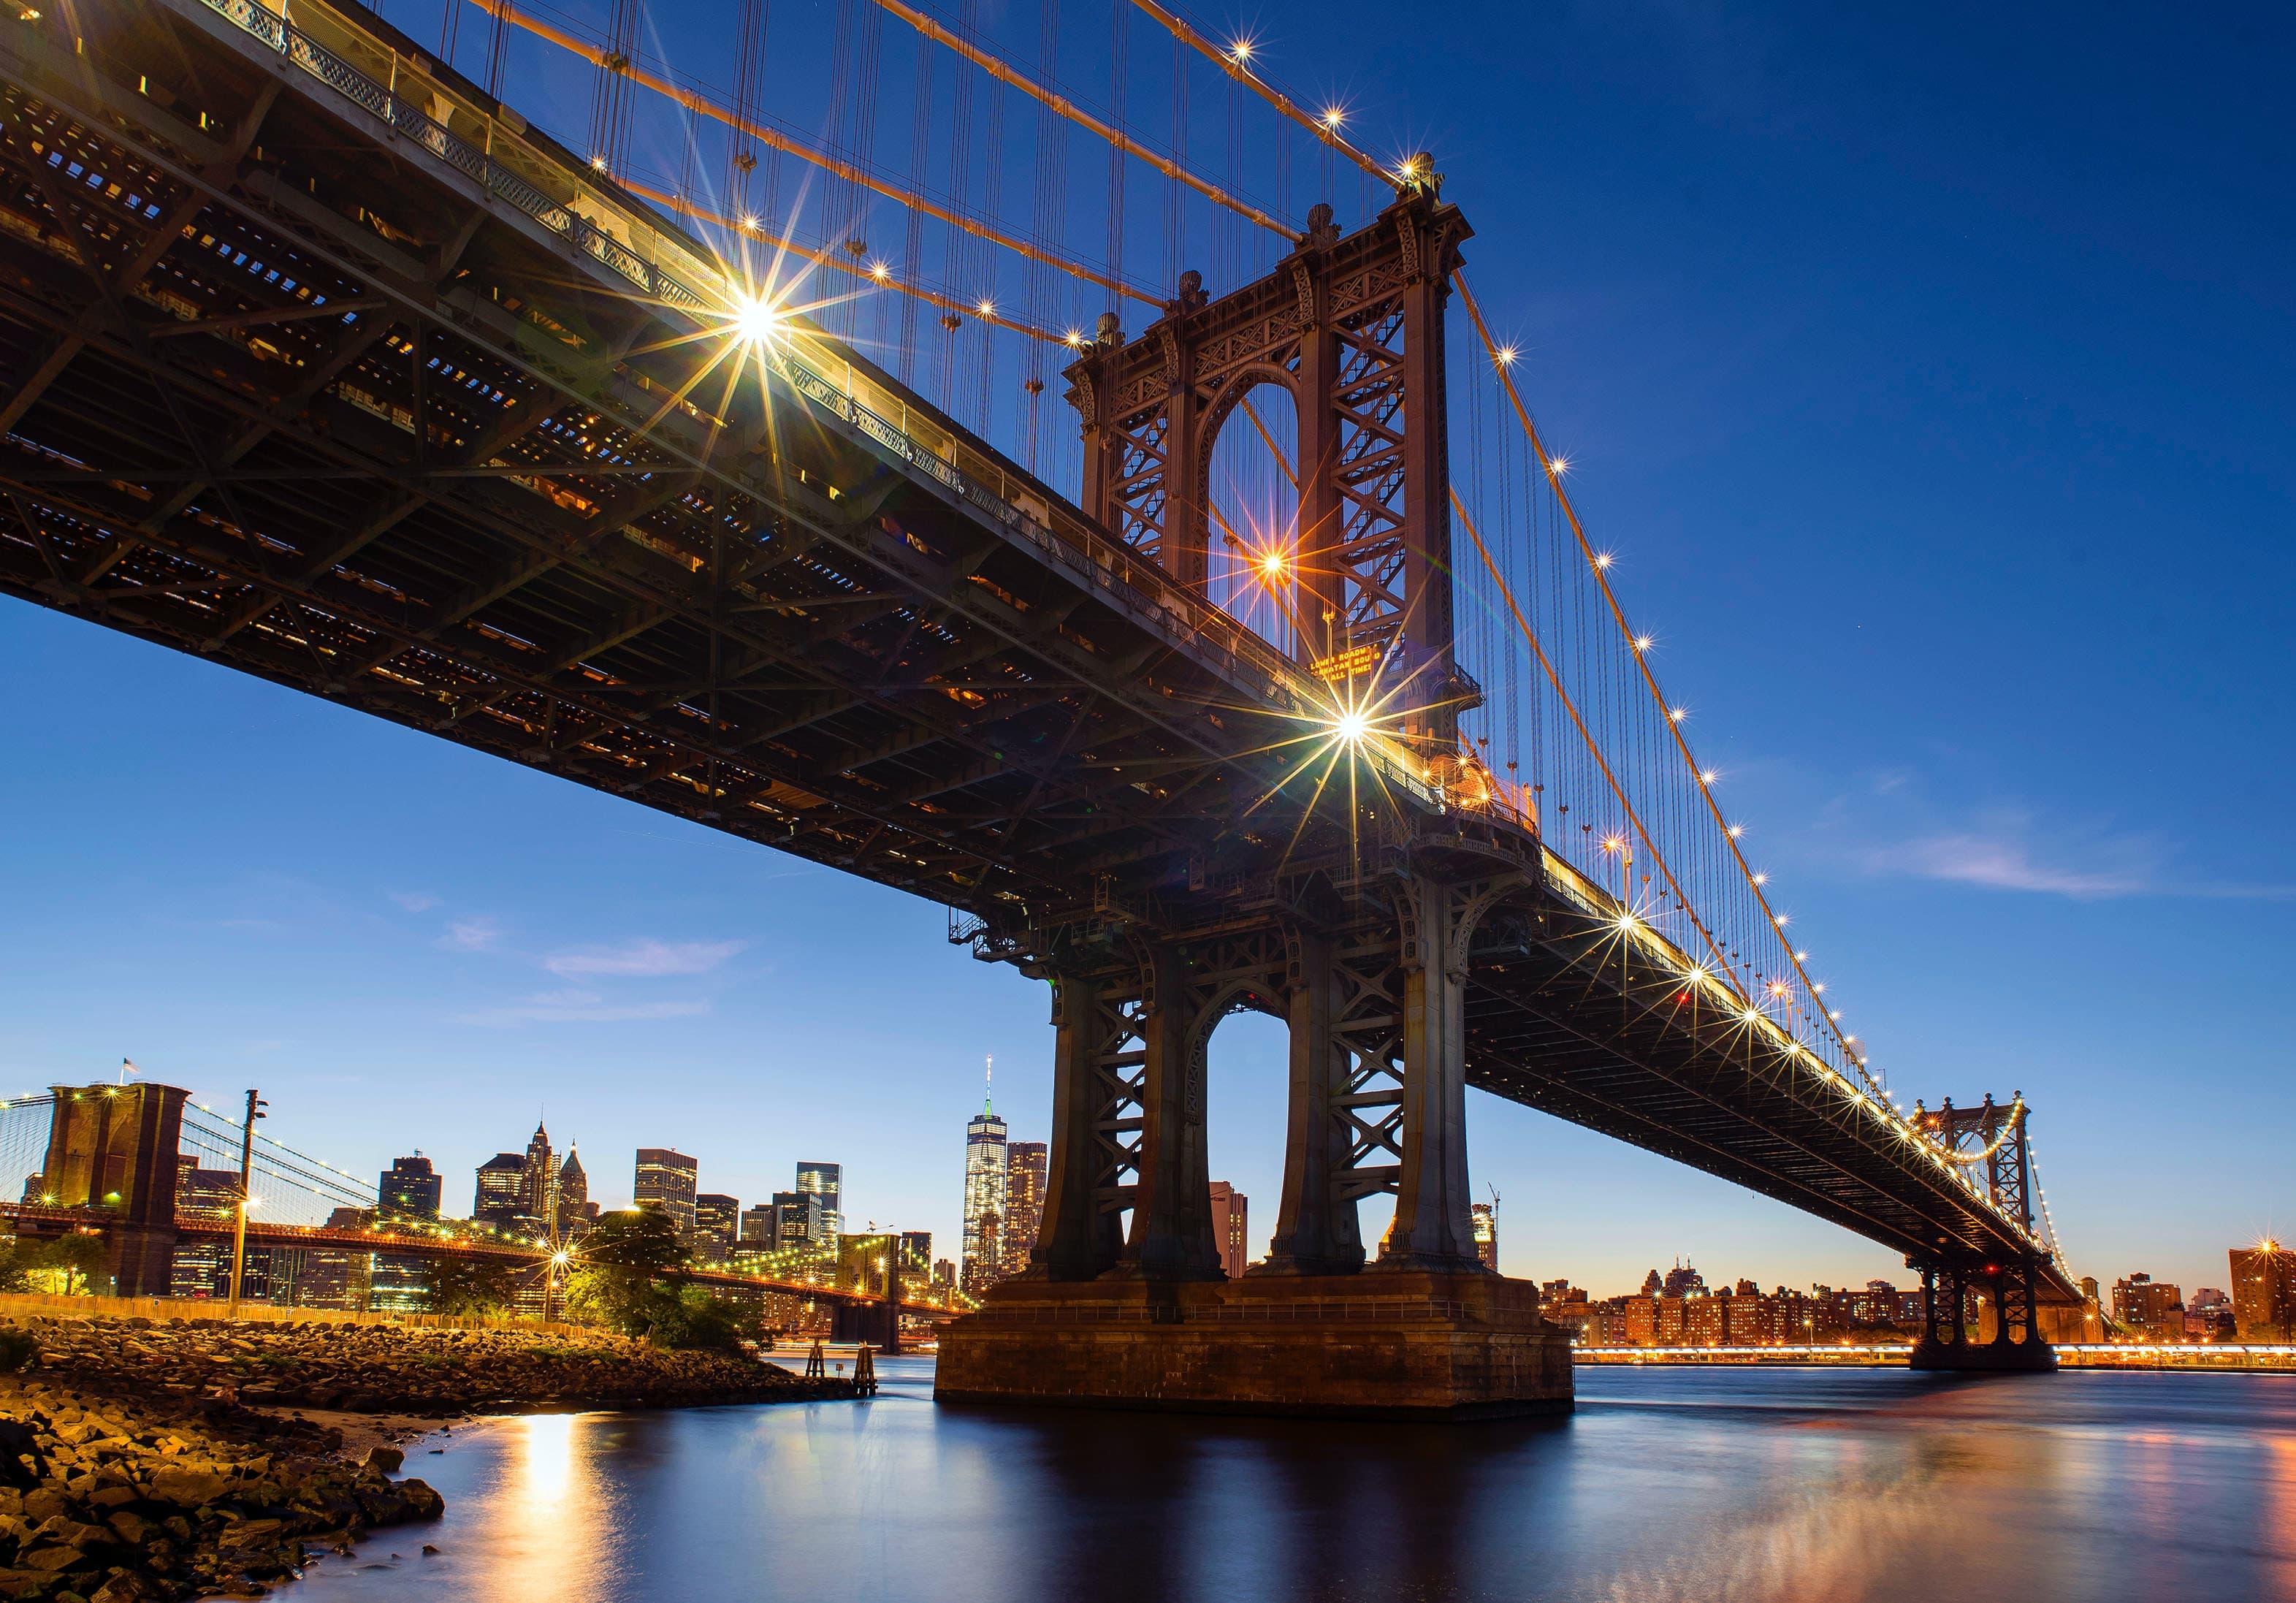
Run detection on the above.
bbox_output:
[175,1158,237,1219]
[378,1155,441,1222]
[1662,1260,1705,1298]
[633,1149,700,1241]
[473,1153,526,1231]
[795,1162,842,1241]
[961,1097,1008,1296]
[2231,1241,2296,1341]
[1003,1141,1047,1274]
[2111,1273,2184,1341]
[1469,1201,1498,1273]
[738,1203,778,1244]
[695,1193,741,1261]
[1209,1180,1249,1279]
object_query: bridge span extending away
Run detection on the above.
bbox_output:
[0,0,2071,1411]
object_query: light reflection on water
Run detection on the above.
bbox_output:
[286,1360,2296,1602]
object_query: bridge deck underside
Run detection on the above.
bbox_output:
[1466,891,2077,1298]
[0,1,1316,925]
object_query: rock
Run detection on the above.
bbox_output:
[362,1447,403,1476]
[146,1468,230,1508]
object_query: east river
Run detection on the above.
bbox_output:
[284,1355,2296,1602]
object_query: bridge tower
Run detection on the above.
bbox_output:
[1907,1094,2057,1372]
[938,177,1572,1419]
[37,1082,188,1297]
[1065,170,1476,753]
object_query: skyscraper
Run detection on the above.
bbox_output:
[1470,1201,1499,1273]
[518,1122,555,1235]
[961,1070,1008,1296]
[378,1155,441,1222]
[558,1146,597,1236]
[770,1190,823,1249]
[1003,1141,1047,1275]
[795,1162,842,1243]
[1209,1181,1249,1279]
[695,1193,740,1262]
[738,1202,777,1244]
[633,1149,699,1241]
[473,1153,526,1231]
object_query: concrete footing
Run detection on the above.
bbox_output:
[934,1271,1574,1419]
[1908,1336,2059,1372]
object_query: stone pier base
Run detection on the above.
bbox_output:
[934,1271,1574,1420]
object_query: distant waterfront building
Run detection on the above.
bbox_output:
[1469,1202,1498,1273]
[961,1094,1009,1296]
[1661,1260,1705,1299]
[738,1203,777,1244]
[932,1257,956,1290]
[1209,1181,1249,1279]
[175,1160,237,1219]
[1003,1141,1047,1273]
[795,1162,842,1242]
[378,1155,441,1222]
[695,1193,741,1261]
[634,1149,701,1241]
[473,1153,526,1232]
[2231,1241,2296,1341]
[2112,1273,2184,1341]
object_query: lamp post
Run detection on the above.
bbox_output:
[225,1089,267,1320]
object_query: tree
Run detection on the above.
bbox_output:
[424,1256,520,1317]
[559,1210,755,1347]
[0,1234,110,1295]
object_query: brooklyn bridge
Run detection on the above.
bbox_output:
[0,0,2075,1411]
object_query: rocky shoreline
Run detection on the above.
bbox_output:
[0,1312,857,1598]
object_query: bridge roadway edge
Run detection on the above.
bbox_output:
[934,1271,1574,1420]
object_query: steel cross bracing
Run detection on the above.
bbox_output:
[0,0,2072,1301]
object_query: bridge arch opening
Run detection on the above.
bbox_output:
[1201,376,1301,660]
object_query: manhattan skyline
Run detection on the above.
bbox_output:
[1,0,2289,1301]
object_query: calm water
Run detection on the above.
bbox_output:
[287,1356,2296,1602]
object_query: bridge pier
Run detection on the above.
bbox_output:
[38,1083,186,1297]
[1909,1257,2057,1372]
[939,885,1572,1418]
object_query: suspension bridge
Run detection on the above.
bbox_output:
[0,0,2073,1409]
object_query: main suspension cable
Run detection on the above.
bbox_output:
[864,0,1297,240]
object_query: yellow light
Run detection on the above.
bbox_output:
[1698,769,1717,784]
[1812,982,1826,993]
[590,155,608,172]
[1552,456,1573,476]
[1230,37,1253,61]
[1830,1010,1843,1021]
[1334,710,1370,744]
[1633,634,1654,652]
[740,214,760,232]
[1669,707,1687,722]
[977,298,995,316]
[1063,328,1084,346]
[1321,107,1346,128]
[870,260,890,280]
[1601,834,1625,853]
[1591,550,1610,568]
[1258,550,1288,579]
[1774,913,1789,926]
[1728,825,1745,839]
[731,295,782,344]
[1495,346,1518,367]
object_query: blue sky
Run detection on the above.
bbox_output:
[2,1,2289,1300]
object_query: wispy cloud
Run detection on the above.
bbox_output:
[389,891,440,913]
[1860,826,2295,901]
[543,938,745,978]
[453,989,712,1027]
[440,917,504,953]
